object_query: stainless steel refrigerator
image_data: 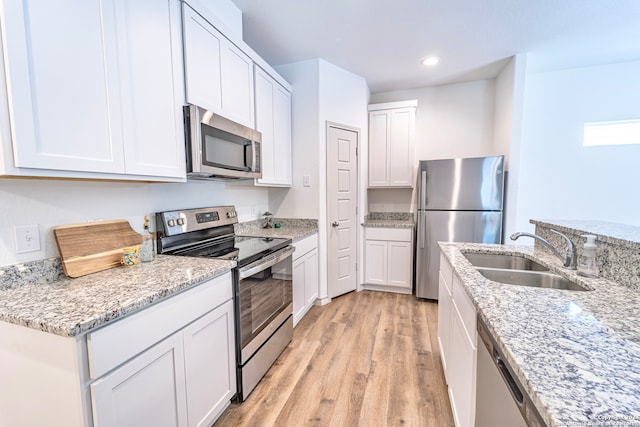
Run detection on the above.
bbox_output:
[415,155,505,299]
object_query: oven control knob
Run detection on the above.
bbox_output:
[167,219,176,227]
[177,218,185,226]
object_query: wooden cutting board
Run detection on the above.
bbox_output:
[54,220,144,278]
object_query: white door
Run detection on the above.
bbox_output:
[326,124,358,298]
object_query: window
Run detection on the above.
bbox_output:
[583,119,640,147]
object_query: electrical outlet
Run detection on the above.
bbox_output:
[14,224,41,253]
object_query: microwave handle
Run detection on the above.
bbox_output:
[245,140,258,172]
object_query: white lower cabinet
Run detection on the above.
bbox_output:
[292,234,318,326]
[363,227,413,294]
[0,273,235,427]
[91,333,189,427]
[438,254,478,427]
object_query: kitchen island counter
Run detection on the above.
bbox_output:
[440,241,640,427]
[0,255,234,337]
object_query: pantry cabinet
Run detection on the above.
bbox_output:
[0,0,186,180]
[254,66,292,187]
[182,4,254,128]
[438,254,477,427]
[292,234,318,326]
[363,227,413,294]
[368,101,417,188]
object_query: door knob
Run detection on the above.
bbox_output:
[331,221,339,227]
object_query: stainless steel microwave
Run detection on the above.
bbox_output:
[184,105,262,180]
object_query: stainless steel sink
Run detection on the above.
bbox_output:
[463,253,548,271]
[476,268,589,291]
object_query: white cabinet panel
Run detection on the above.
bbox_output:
[1,0,124,174]
[116,0,185,178]
[255,66,292,187]
[364,227,413,293]
[292,234,318,326]
[364,240,387,285]
[91,333,188,427]
[368,102,416,188]
[1,0,186,180]
[183,300,236,427]
[437,271,452,382]
[183,4,254,128]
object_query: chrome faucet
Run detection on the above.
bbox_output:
[510,229,577,269]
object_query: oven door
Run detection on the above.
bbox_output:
[236,246,294,364]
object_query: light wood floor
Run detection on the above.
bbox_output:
[214,290,454,427]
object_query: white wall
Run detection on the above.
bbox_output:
[271,58,369,302]
[369,79,498,213]
[0,178,268,267]
[513,59,640,233]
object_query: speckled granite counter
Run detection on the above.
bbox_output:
[235,218,318,241]
[0,255,234,337]
[440,242,640,427]
[362,212,415,228]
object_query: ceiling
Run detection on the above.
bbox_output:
[231,0,640,93]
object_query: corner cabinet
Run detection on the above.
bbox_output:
[438,254,478,427]
[292,234,318,326]
[363,227,413,294]
[254,65,292,187]
[368,100,417,188]
[182,4,255,128]
[0,0,186,180]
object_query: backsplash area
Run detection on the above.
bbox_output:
[532,219,640,290]
[0,178,269,267]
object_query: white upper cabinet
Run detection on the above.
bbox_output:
[182,4,254,128]
[254,65,292,187]
[368,100,417,188]
[0,0,186,180]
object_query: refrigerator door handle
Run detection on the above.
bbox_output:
[420,171,427,210]
[419,212,426,249]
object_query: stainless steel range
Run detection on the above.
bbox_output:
[155,206,294,402]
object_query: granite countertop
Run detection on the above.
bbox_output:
[235,218,318,242]
[362,212,415,228]
[0,255,234,337]
[440,242,640,427]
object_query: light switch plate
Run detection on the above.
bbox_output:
[14,224,40,253]
[303,175,311,187]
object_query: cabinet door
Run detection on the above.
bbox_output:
[255,67,292,187]
[182,4,223,114]
[368,111,389,187]
[115,0,185,178]
[183,300,236,427]
[437,270,452,382]
[1,0,125,174]
[449,301,477,427]
[220,39,254,128]
[388,108,415,187]
[364,240,387,285]
[292,256,306,325]
[91,333,188,427]
[387,241,412,288]
[304,249,318,307]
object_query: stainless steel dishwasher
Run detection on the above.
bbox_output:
[475,315,547,427]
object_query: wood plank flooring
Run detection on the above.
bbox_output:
[214,290,454,427]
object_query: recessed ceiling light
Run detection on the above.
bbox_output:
[422,56,440,67]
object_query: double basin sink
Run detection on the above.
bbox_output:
[463,253,589,291]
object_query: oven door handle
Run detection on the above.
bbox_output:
[238,246,296,279]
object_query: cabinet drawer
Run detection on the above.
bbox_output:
[293,233,318,260]
[87,272,232,379]
[365,227,412,242]
[452,274,477,346]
